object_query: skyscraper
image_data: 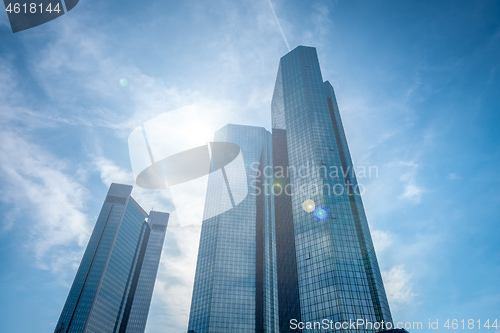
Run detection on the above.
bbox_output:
[188,124,279,333]
[272,46,392,332]
[188,46,396,333]
[54,183,169,333]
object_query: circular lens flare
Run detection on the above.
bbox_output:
[312,205,329,222]
[302,199,315,213]
[119,78,128,87]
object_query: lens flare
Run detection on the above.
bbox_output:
[302,199,315,213]
[119,78,128,87]
[312,205,329,222]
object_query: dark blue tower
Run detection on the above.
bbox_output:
[187,125,278,333]
[271,46,392,332]
[54,183,169,333]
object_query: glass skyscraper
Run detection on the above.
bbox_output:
[188,46,395,333]
[272,46,392,332]
[188,124,279,333]
[54,183,169,333]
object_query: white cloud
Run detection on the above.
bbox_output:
[399,183,424,203]
[405,74,422,101]
[147,228,201,332]
[0,130,91,278]
[382,265,417,308]
[0,58,91,280]
[93,156,134,186]
[396,161,419,168]
[448,173,460,180]
[21,5,280,140]
[372,229,394,255]
[392,160,425,203]
[92,155,177,221]
[0,62,73,130]
[371,230,421,312]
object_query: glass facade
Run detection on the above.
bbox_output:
[188,46,394,333]
[271,46,392,332]
[188,124,279,333]
[122,212,168,333]
[273,127,302,332]
[54,183,169,333]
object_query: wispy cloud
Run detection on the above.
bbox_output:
[373,229,420,310]
[23,12,278,142]
[301,2,335,52]
[147,227,201,332]
[0,58,91,280]
[382,265,417,308]
[405,74,422,101]
[399,183,424,203]
[0,130,91,277]
[93,156,135,186]
[372,229,394,254]
[390,160,425,203]
[30,23,196,134]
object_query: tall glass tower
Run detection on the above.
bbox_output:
[272,46,392,332]
[188,124,279,333]
[54,183,169,333]
[188,47,396,333]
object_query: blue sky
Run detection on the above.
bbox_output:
[1,0,499,332]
